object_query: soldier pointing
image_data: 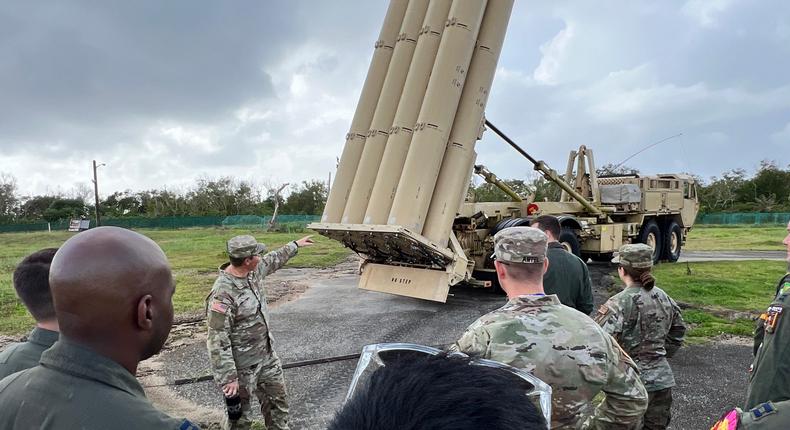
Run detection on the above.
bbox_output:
[206,234,314,430]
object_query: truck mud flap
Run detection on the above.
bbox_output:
[359,263,451,303]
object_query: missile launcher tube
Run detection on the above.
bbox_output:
[363,0,454,225]
[321,0,409,222]
[422,0,514,244]
[388,0,488,233]
[341,0,430,224]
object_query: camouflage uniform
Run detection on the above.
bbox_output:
[206,235,299,430]
[451,227,648,429]
[596,244,686,430]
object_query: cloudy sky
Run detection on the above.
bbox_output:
[1,0,789,197]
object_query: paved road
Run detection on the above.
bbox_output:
[679,250,786,262]
[159,266,760,429]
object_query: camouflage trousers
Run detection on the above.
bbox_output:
[223,351,289,430]
[641,388,672,430]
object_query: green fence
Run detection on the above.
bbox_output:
[697,212,790,225]
[0,215,321,234]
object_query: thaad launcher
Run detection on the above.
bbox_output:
[309,0,515,302]
[308,0,699,302]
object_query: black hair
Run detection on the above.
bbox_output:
[13,248,58,321]
[328,354,546,430]
[229,256,248,267]
[622,265,656,290]
[533,215,561,239]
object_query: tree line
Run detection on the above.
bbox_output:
[0,176,327,224]
[1,161,788,224]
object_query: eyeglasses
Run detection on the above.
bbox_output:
[345,343,553,426]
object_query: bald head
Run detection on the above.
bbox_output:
[50,227,175,367]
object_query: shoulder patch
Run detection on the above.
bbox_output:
[765,306,783,334]
[750,402,777,421]
[210,300,229,315]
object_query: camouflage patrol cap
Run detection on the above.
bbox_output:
[613,243,653,268]
[492,227,548,264]
[227,235,267,259]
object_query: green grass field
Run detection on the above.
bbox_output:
[0,224,787,338]
[652,260,786,340]
[0,228,351,335]
[686,225,787,251]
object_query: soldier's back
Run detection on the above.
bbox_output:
[599,285,683,391]
[455,295,622,428]
[0,340,197,430]
[0,327,58,379]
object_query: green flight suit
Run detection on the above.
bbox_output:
[746,273,790,410]
[0,327,58,379]
[712,400,790,429]
[0,338,199,430]
[543,242,594,314]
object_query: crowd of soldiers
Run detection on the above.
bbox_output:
[0,218,788,429]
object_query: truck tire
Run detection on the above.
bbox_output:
[491,217,531,236]
[559,228,581,258]
[637,219,662,264]
[662,221,682,262]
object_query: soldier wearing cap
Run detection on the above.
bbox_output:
[595,243,686,430]
[451,226,648,429]
[206,234,314,430]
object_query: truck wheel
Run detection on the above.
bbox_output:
[637,219,662,264]
[559,228,581,257]
[662,222,682,262]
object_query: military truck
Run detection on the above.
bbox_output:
[308,0,698,302]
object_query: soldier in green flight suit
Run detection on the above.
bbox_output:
[0,226,198,429]
[745,220,790,410]
[0,248,59,379]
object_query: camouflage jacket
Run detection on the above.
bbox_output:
[451,294,648,430]
[595,284,686,392]
[205,242,298,386]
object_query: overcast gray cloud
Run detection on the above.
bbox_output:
[1,0,788,197]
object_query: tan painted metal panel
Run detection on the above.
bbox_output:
[342,0,430,224]
[359,263,451,302]
[363,0,454,225]
[322,0,409,222]
[423,0,514,245]
[388,0,488,233]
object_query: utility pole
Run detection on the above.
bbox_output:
[92,160,105,227]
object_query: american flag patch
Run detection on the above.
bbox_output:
[210,301,229,314]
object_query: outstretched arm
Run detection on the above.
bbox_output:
[255,236,314,277]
